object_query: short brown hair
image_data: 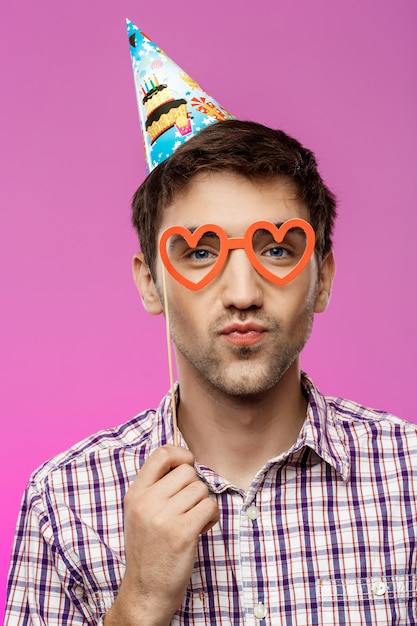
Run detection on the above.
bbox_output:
[131,120,336,275]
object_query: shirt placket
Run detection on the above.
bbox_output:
[239,488,270,626]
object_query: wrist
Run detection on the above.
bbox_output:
[104,589,173,626]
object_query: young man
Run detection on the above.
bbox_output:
[6,121,417,625]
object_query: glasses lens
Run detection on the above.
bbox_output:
[251,225,309,278]
[164,230,222,284]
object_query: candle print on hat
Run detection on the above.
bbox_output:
[126,19,234,173]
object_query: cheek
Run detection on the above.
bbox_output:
[270,273,318,315]
[294,266,320,305]
[166,287,203,327]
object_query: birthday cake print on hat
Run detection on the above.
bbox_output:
[126,19,234,173]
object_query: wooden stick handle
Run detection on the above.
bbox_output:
[162,265,179,446]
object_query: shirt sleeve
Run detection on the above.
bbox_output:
[5,479,111,625]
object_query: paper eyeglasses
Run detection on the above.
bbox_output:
[159,219,316,291]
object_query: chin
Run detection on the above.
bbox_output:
[208,368,288,398]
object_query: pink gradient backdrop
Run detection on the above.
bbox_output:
[1,0,416,614]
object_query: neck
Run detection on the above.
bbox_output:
[176,361,307,491]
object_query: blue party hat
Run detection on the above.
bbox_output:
[126,19,234,173]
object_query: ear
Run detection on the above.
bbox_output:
[132,252,163,315]
[314,251,336,313]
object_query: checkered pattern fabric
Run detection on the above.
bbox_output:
[6,375,417,624]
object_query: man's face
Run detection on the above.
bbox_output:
[147,171,332,398]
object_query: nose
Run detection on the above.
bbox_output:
[220,249,264,310]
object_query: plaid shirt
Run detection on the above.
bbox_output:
[5,374,417,625]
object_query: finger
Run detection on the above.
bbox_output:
[134,445,195,489]
[154,462,201,500]
[163,475,211,515]
[181,496,220,536]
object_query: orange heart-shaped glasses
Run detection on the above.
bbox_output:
[159,218,316,291]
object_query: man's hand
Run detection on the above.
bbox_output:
[104,445,219,626]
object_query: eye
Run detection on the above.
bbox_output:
[188,248,217,261]
[263,246,290,258]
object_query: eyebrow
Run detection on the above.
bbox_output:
[166,230,219,253]
[252,223,307,240]
[276,223,307,236]
[166,234,187,253]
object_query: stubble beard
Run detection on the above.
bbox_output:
[168,308,315,399]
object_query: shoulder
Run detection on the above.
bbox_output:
[325,394,417,467]
[303,374,417,471]
[28,407,159,494]
[305,373,417,437]
[327,393,416,432]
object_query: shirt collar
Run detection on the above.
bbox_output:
[299,373,350,482]
[149,374,351,484]
[148,385,180,453]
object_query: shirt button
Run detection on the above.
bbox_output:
[254,602,267,619]
[372,580,388,596]
[246,504,259,520]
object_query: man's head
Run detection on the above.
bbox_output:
[131,120,337,277]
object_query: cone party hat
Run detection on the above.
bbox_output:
[126,20,234,173]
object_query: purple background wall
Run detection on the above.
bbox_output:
[1,0,416,614]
